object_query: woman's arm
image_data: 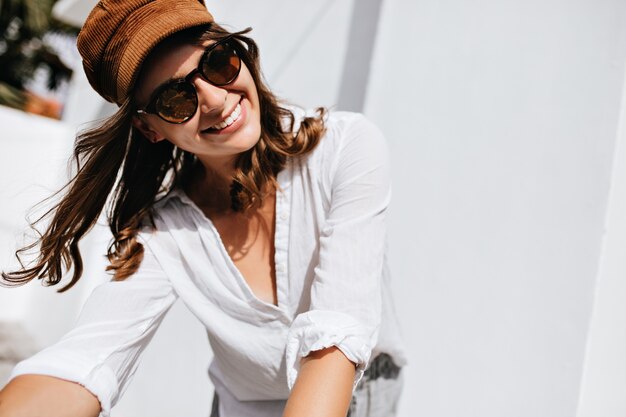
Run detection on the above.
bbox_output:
[284,114,391,415]
[1,235,176,417]
[0,375,100,417]
[283,346,356,417]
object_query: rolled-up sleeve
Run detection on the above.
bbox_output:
[285,114,391,391]
[9,233,177,417]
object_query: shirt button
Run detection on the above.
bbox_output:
[276,263,286,273]
[280,212,289,220]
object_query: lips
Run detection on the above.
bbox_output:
[208,103,241,130]
[201,98,244,134]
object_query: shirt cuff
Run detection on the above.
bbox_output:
[10,351,119,417]
[285,310,376,393]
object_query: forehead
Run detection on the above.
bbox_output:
[134,40,211,103]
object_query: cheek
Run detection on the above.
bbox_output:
[159,123,198,146]
[239,64,260,102]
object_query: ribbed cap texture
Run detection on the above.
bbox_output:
[77,0,214,105]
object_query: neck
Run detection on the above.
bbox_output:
[196,154,238,185]
[185,155,276,216]
[185,158,236,214]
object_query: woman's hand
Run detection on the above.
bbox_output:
[282,346,356,417]
[0,375,101,417]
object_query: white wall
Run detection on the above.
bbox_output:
[364,0,626,416]
[0,107,108,357]
[576,48,626,417]
[205,0,354,109]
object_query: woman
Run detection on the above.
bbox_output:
[0,1,406,416]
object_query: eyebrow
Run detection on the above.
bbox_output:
[145,55,201,104]
[156,60,200,89]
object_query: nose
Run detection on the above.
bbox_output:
[193,77,227,114]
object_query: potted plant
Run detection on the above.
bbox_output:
[0,0,77,119]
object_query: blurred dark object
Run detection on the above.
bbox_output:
[0,0,78,119]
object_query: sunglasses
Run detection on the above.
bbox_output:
[136,38,242,124]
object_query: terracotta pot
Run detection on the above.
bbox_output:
[24,92,63,119]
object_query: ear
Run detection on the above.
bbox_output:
[131,116,166,143]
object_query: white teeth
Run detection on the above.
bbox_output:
[209,103,241,130]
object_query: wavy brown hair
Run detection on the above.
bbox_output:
[2,23,326,292]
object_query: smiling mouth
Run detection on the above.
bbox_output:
[203,103,242,133]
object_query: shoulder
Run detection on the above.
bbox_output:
[284,108,390,205]
[286,106,387,162]
[138,189,195,238]
[323,110,388,154]
[284,103,384,140]
[324,109,383,134]
[289,107,389,172]
[287,105,385,144]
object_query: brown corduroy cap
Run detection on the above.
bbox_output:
[77,0,214,105]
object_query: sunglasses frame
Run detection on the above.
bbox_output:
[135,36,242,124]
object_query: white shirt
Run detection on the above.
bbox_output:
[11,109,407,417]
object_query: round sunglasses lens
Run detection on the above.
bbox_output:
[155,82,198,123]
[202,42,241,86]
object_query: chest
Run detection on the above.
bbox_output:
[205,194,278,306]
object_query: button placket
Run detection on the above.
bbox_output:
[273,167,291,313]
